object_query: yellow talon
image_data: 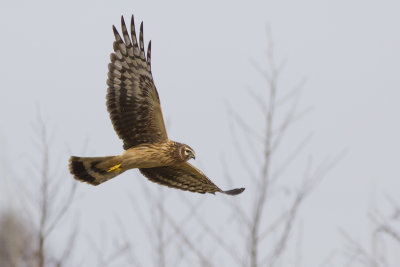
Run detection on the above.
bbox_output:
[107,163,122,172]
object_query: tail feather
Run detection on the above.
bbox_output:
[69,155,123,185]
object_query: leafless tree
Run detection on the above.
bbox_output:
[179,25,343,267]
[123,27,342,267]
[342,195,400,267]
[87,228,133,267]
[10,111,78,267]
[128,178,214,267]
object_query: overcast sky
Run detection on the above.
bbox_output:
[1,0,399,266]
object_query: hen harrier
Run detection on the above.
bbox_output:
[69,15,244,195]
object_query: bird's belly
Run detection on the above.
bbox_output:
[121,145,176,169]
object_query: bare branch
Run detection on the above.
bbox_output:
[227,110,260,185]
[248,30,278,266]
[271,133,313,184]
[247,86,269,115]
[341,229,382,267]
[220,155,252,229]
[26,110,79,267]
[227,102,265,143]
[257,211,289,242]
[370,210,400,244]
[163,208,216,267]
[44,182,77,238]
[264,185,306,267]
[275,77,307,107]
[178,194,246,267]
[249,58,272,83]
[54,222,78,267]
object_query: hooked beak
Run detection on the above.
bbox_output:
[192,152,196,160]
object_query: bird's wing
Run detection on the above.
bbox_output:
[107,15,168,150]
[139,162,245,195]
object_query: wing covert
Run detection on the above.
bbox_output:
[139,163,245,195]
[107,15,168,150]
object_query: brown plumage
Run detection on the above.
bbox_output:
[68,15,245,196]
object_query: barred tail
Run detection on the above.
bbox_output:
[69,155,124,185]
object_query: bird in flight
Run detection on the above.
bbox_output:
[69,15,244,195]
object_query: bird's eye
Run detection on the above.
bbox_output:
[185,149,190,154]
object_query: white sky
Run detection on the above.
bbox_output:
[1,0,400,266]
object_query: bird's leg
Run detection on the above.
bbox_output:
[107,163,122,172]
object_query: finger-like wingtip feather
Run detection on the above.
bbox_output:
[130,15,138,48]
[112,25,123,44]
[147,40,152,70]
[120,16,132,46]
[223,187,245,195]
[139,22,145,57]
[112,25,119,37]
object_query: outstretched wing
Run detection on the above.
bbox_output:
[107,15,168,150]
[139,163,245,195]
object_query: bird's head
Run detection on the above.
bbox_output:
[178,143,196,161]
